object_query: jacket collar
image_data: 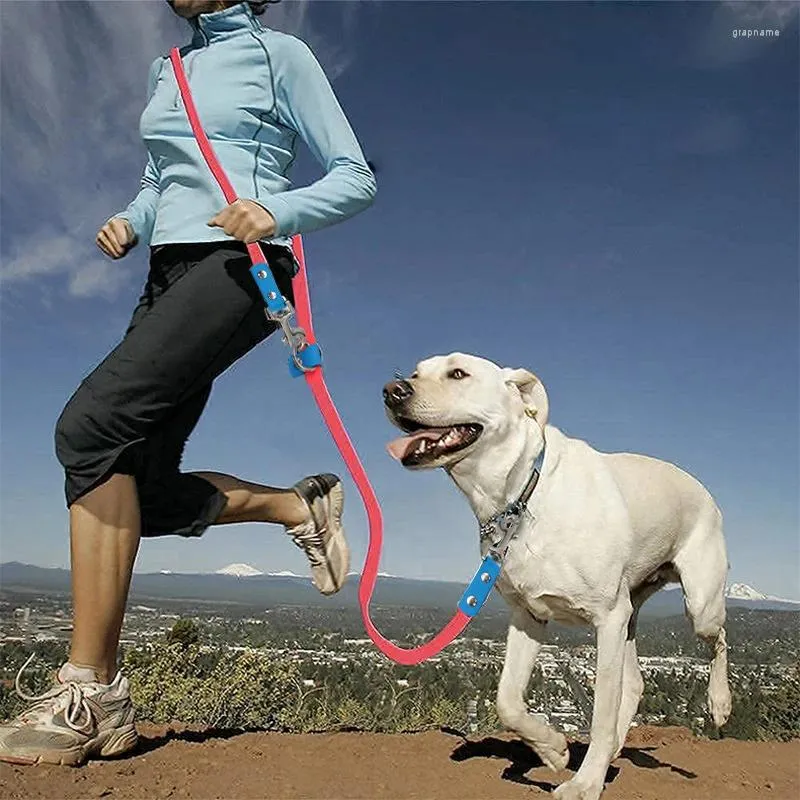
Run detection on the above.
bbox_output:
[189,2,260,45]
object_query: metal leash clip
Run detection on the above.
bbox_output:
[458,502,525,619]
[269,306,312,373]
[481,500,525,563]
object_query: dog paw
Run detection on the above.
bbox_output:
[708,685,732,728]
[552,777,603,800]
[535,738,569,772]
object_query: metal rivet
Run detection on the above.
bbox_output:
[268,291,277,300]
[480,572,491,583]
[257,270,267,279]
[466,595,477,607]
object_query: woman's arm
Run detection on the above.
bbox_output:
[114,58,164,245]
[254,37,377,238]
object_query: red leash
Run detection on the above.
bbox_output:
[170,48,473,665]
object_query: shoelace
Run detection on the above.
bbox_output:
[290,522,326,568]
[14,654,95,734]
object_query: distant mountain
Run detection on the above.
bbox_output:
[0,561,484,611]
[765,594,800,605]
[727,582,800,606]
[215,563,263,578]
[1,562,797,615]
[727,582,767,601]
[347,570,398,578]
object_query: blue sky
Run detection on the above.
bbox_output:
[1,1,798,599]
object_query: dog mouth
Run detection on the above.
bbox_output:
[387,416,483,467]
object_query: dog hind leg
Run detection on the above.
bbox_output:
[612,572,676,757]
[614,639,643,759]
[613,610,645,757]
[674,509,731,728]
[496,607,569,771]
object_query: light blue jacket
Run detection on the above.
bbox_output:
[116,2,376,249]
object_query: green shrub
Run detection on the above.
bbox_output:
[123,643,298,729]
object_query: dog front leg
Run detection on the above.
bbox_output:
[496,607,568,771]
[554,600,631,800]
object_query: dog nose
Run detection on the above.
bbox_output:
[383,379,414,407]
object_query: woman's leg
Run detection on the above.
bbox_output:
[62,242,344,660]
[66,469,326,685]
[194,472,308,526]
[69,474,141,684]
[0,244,346,766]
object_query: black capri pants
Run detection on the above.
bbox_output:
[55,241,296,538]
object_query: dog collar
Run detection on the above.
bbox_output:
[479,444,545,562]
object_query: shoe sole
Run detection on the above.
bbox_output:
[0,723,138,767]
[316,480,349,596]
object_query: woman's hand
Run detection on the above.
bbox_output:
[96,218,136,259]
[207,199,276,243]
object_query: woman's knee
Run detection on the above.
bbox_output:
[54,390,86,469]
[55,384,146,508]
[54,383,131,472]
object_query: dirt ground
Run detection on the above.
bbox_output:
[1,724,798,800]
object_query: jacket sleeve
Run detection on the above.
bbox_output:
[114,58,164,245]
[255,37,376,238]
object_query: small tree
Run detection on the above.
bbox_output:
[167,618,200,649]
[759,664,800,741]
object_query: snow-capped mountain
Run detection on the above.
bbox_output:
[346,570,398,578]
[726,583,767,601]
[726,583,800,605]
[2,561,798,612]
[268,570,305,578]
[215,563,263,578]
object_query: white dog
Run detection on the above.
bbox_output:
[383,353,731,800]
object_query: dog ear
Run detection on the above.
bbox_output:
[503,368,549,427]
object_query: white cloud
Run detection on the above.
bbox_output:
[723,0,800,27]
[695,0,799,68]
[68,259,132,299]
[0,227,136,300]
[0,0,364,300]
[1,234,78,283]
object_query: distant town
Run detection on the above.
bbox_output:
[1,561,797,741]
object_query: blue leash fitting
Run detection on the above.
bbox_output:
[457,556,503,617]
[456,504,521,618]
[249,262,322,376]
[457,447,545,618]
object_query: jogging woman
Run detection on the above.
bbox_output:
[0,0,375,765]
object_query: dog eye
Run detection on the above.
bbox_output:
[448,368,468,380]
[410,372,418,379]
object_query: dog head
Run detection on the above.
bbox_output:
[383,352,548,470]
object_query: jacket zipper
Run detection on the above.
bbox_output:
[173,26,209,108]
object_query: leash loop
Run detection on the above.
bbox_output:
[170,47,476,664]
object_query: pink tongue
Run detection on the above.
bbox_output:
[386,430,440,461]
